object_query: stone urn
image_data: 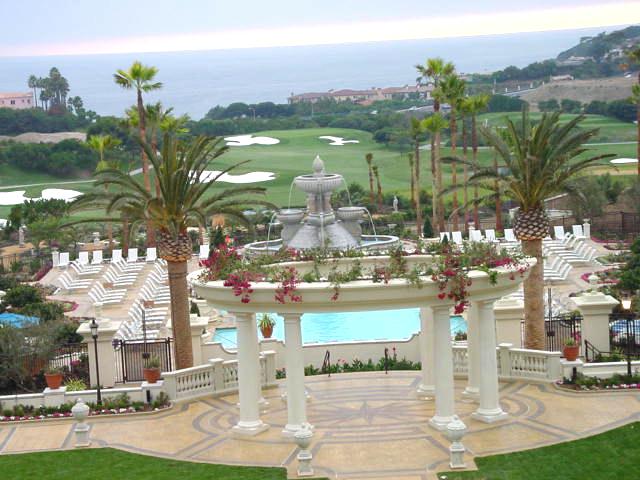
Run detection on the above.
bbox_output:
[71,398,90,424]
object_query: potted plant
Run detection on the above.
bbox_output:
[44,366,64,389]
[143,355,161,384]
[258,313,276,339]
[563,338,580,361]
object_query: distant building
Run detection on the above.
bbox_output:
[0,92,33,110]
[555,56,592,67]
[550,74,574,82]
[288,84,432,104]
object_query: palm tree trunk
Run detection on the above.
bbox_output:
[137,90,156,247]
[104,184,113,250]
[472,115,480,229]
[409,155,416,210]
[462,117,469,233]
[368,165,375,206]
[167,260,193,369]
[376,177,383,211]
[151,136,161,197]
[522,239,545,350]
[450,111,458,231]
[122,219,130,257]
[493,150,503,231]
[415,142,422,238]
[637,102,640,176]
[431,137,438,235]
[436,131,445,232]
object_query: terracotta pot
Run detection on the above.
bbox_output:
[45,373,63,390]
[563,345,580,361]
[143,367,161,384]
[260,324,274,339]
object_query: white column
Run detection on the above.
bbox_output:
[282,313,312,436]
[232,312,269,436]
[417,307,435,398]
[462,302,480,401]
[472,300,508,423]
[429,305,456,430]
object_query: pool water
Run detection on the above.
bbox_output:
[213,309,467,349]
[0,312,38,327]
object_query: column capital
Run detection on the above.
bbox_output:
[281,313,303,322]
[430,304,452,315]
[233,312,254,323]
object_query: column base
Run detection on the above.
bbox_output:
[258,397,270,413]
[461,387,480,402]
[471,408,508,424]
[416,384,435,399]
[281,390,312,402]
[232,420,270,436]
[282,422,314,438]
[429,414,456,431]
[74,424,91,448]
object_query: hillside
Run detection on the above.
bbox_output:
[518,76,635,110]
[557,25,640,61]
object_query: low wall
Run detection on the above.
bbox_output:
[0,386,146,409]
[582,360,640,379]
[200,334,422,370]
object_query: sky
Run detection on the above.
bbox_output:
[1,0,639,57]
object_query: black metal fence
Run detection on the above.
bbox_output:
[609,313,640,356]
[20,343,89,383]
[522,314,582,352]
[113,338,173,383]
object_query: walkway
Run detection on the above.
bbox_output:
[1,373,639,479]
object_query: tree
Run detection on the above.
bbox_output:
[446,107,613,349]
[71,134,270,369]
[423,114,449,233]
[408,153,415,210]
[409,118,425,237]
[465,94,490,228]
[28,75,38,108]
[416,58,455,232]
[631,82,640,176]
[87,134,122,247]
[538,99,560,112]
[365,153,375,205]
[372,165,383,211]
[566,176,609,223]
[560,99,583,114]
[113,61,163,246]
[437,74,466,230]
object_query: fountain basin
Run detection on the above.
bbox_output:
[336,206,365,222]
[277,208,305,224]
[294,174,344,194]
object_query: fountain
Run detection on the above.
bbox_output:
[245,156,399,255]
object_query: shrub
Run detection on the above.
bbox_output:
[2,285,43,308]
[64,378,87,392]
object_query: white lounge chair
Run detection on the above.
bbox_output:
[127,248,139,263]
[78,251,91,265]
[111,249,123,263]
[91,250,103,265]
[503,229,518,243]
[58,252,70,269]
[198,244,210,260]
[572,224,586,240]
[451,231,463,245]
[145,247,157,262]
[439,232,451,242]
[484,229,496,242]
[469,230,483,242]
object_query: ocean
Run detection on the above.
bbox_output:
[0,26,619,119]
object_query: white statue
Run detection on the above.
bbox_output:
[393,195,399,213]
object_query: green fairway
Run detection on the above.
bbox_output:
[442,422,640,480]
[0,126,635,218]
[0,447,328,480]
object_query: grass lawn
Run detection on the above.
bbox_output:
[0,125,635,218]
[442,422,640,480]
[0,447,328,480]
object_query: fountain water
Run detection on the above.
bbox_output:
[245,156,399,255]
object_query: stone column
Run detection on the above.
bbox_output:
[282,313,312,436]
[494,297,524,347]
[472,299,508,423]
[429,305,456,430]
[232,312,269,436]
[77,320,119,388]
[417,307,435,398]
[190,315,208,366]
[462,302,480,401]
[574,291,619,353]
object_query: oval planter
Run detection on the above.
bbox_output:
[45,373,63,390]
[260,325,274,339]
[143,368,161,384]
[563,345,580,361]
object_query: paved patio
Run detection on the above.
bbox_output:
[1,372,639,479]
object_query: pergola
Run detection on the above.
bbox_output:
[191,255,534,436]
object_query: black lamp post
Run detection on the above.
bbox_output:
[621,296,634,378]
[90,318,102,405]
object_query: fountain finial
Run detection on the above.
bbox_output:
[312,155,325,176]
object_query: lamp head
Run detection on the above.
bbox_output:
[90,318,98,338]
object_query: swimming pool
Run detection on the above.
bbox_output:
[212,309,467,349]
[0,312,39,327]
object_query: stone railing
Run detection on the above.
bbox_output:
[450,343,562,382]
[162,350,277,402]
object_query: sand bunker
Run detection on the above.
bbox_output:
[319,136,360,146]
[224,135,280,146]
[0,188,82,205]
[197,170,275,184]
[611,158,638,164]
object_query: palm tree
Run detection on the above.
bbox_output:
[423,113,449,234]
[365,153,375,205]
[465,94,490,228]
[444,108,613,350]
[416,59,455,231]
[437,74,466,231]
[72,134,270,369]
[409,118,425,237]
[408,153,416,210]
[114,61,163,246]
[372,165,383,211]
[632,83,640,176]
[87,135,122,249]
[459,99,471,230]
[28,75,38,108]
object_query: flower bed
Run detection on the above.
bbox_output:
[199,242,529,314]
[0,392,170,423]
[557,373,640,391]
[580,269,619,285]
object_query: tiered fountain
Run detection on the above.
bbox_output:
[245,156,398,255]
